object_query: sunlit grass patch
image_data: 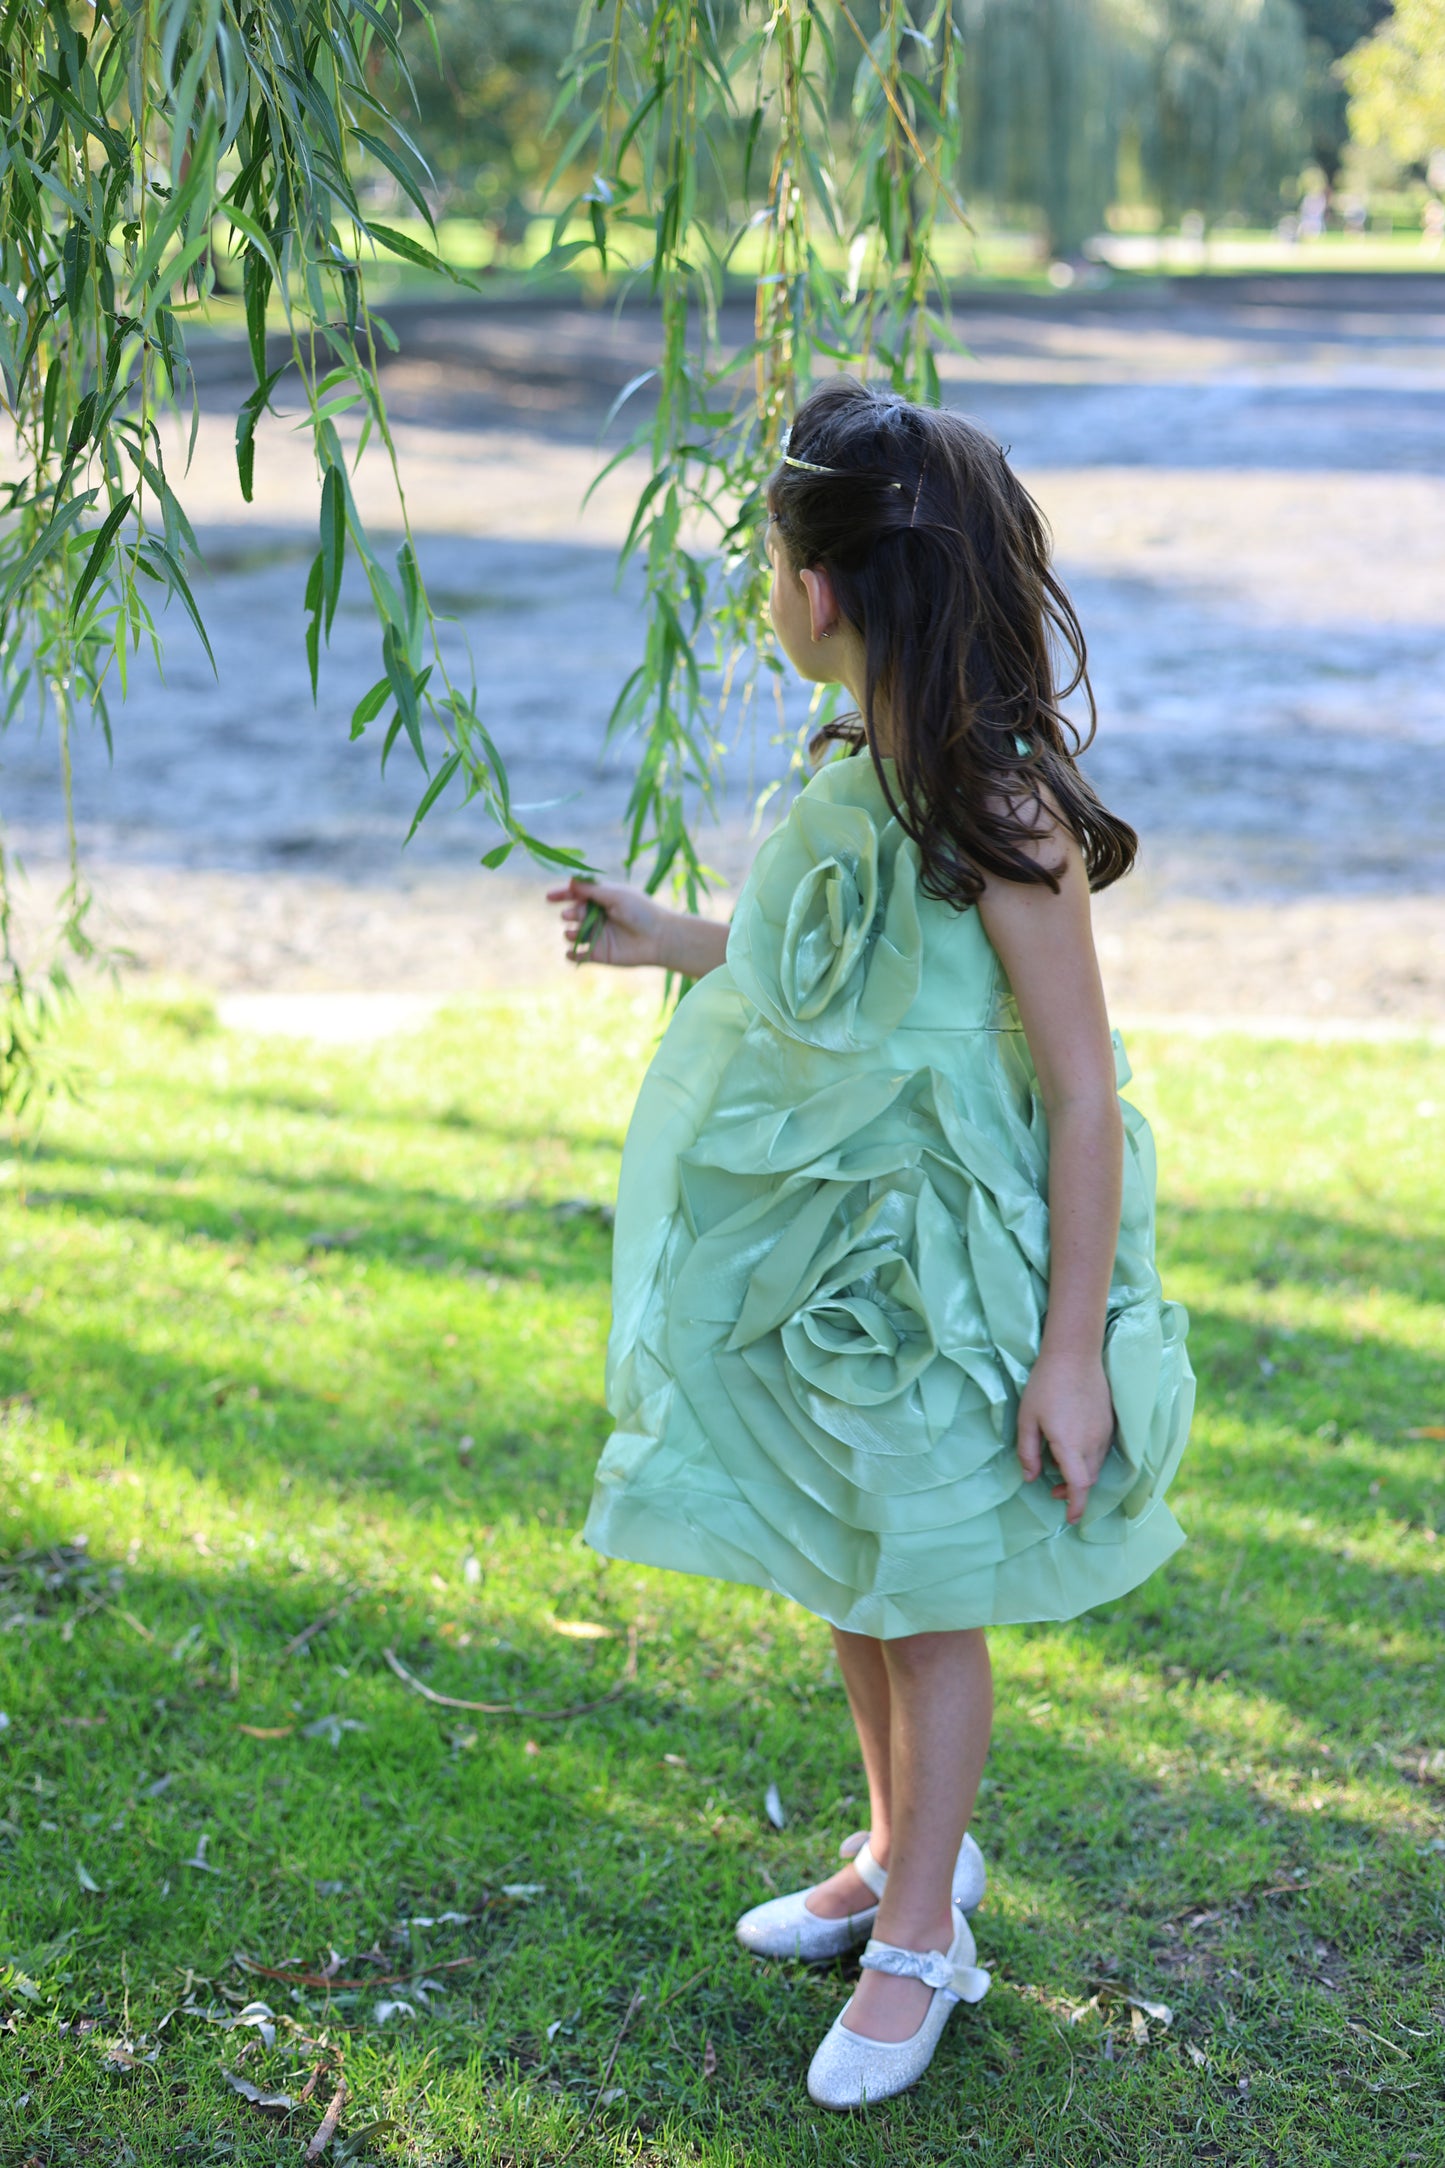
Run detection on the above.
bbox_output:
[0,990,1441,2164]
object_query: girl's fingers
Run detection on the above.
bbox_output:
[1015,1407,1043,1482]
[1050,1455,1094,1524]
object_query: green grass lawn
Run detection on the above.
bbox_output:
[1,984,1441,2166]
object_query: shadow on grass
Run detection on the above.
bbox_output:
[1160,1197,1444,1309]
[0,1508,1437,2163]
[9,1135,616,1286]
[2,1310,609,1509]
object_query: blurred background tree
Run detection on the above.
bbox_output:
[1295,1,1392,186]
[394,1,1401,264]
[399,0,580,239]
[1339,0,1445,184]
[943,0,1390,257]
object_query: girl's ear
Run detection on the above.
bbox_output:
[798,564,840,644]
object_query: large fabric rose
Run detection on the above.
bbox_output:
[727,758,923,1051]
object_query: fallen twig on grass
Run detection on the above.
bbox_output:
[304,2074,347,2161]
[1157,1878,1311,1927]
[1347,2020,1408,2057]
[236,1953,482,1992]
[556,1988,645,2163]
[650,1963,714,2015]
[280,1592,358,1661]
[382,1621,638,1721]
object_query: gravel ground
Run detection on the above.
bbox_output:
[6,274,1443,1024]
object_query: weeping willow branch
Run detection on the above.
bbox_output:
[545,0,968,903]
[0,0,591,1117]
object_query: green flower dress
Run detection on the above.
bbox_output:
[584,755,1194,1637]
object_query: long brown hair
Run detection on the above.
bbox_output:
[767,378,1137,903]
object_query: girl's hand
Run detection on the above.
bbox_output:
[1016,1347,1116,1525]
[548,877,669,969]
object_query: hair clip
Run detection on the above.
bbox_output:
[781,451,905,492]
[781,452,846,475]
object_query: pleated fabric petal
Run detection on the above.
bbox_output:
[586,755,1194,1635]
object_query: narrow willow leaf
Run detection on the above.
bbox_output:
[382,623,427,771]
[69,493,135,620]
[304,551,324,697]
[1,492,97,603]
[350,129,437,229]
[364,222,468,283]
[404,749,462,843]
[233,366,286,503]
[240,243,273,388]
[320,465,345,635]
[349,677,391,741]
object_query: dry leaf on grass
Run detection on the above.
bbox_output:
[223,2068,295,2110]
[232,2002,277,2049]
[702,2035,717,2079]
[104,2038,159,2072]
[237,1723,294,1739]
[550,1619,613,1640]
[300,1715,368,1748]
[1128,1996,1174,2028]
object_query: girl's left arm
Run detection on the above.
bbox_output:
[977,823,1122,1526]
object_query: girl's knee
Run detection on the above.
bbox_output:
[882,1626,987,1679]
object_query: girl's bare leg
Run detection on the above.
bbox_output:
[844,1627,993,2042]
[805,1628,894,1920]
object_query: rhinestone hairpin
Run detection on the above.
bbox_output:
[781,452,845,475]
[781,450,904,491]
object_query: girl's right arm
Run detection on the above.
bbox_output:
[547,876,730,977]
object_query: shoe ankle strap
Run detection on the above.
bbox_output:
[852,1840,888,1900]
[859,1913,989,2005]
[859,1937,957,1991]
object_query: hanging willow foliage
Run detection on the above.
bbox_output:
[0,0,593,1112]
[0,0,966,1110]
[543,0,967,907]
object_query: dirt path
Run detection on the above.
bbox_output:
[6,277,1443,1023]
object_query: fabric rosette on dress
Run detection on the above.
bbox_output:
[586,755,1194,1636]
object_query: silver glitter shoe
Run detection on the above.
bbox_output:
[734,1831,986,1962]
[805,1906,990,2109]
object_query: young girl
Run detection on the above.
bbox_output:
[549,379,1193,2109]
